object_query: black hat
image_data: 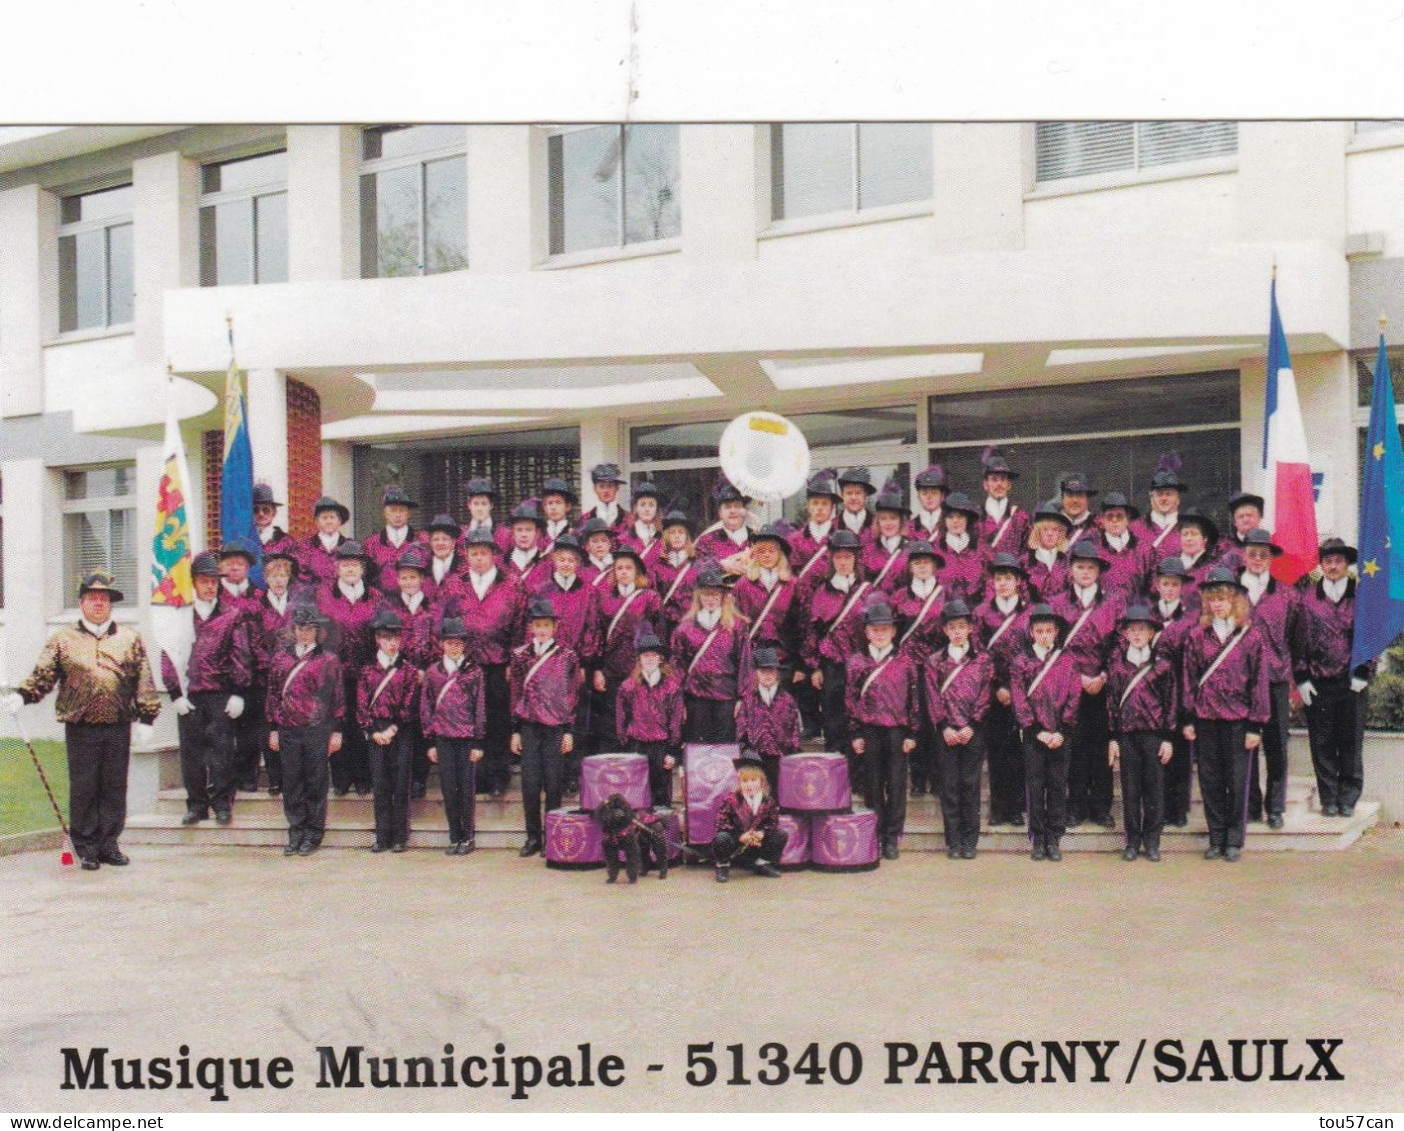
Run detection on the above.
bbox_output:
[252,482,282,508]
[1202,566,1247,593]
[510,500,547,529]
[714,477,749,506]
[905,539,945,566]
[694,562,728,590]
[753,646,781,669]
[942,491,982,520]
[1177,507,1219,546]
[837,467,877,495]
[334,540,370,562]
[438,616,471,639]
[292,604,328,627]
[941,598,973,623]
[1067,541,1108,569]
[427,513,462,539]
[733,748,767,771]
[980,446,1020,479]
[550,532,585,559]
[591,463,626,485]
[580,517,615,542]
[1241,528,1284,557]
[661,510,695,535]
[381,484,416,509]
[1032,499,1074,531]
[463,476,497,499]
[751,523,790,549]
[1155,556,1188,579]
[1059,472,1098,497]
[1027,603,1066,630]
[1120,603,1157,627]
[370,609,404,634]
[806,472,842,501]
[461,527,498,550]
[989,551,1028,577]
[1227,490,1265,515]
[630,479,660,500]
[218,536,261,564]
[635,628,665,655]
[1318,537,1358,564]
[313,496,350,524]
[395,547,428,573]
[526,597,558,621]
[827,529,863,553]
[1099,491,1140,520]
[191,550,221,578]
[1150,452,1187,492]
[914,464,949,490]
[612,545,648,575]
[262,547,300,576]
[540,476,576,503]
[863,597,896,626]
[874,479,907,514]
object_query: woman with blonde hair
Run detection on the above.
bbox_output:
[671,562,753,744]
[1023,499,1072,602]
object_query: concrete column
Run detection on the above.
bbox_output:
[931,123,1025,252]
[680,125,762,263]
[287,125,359,282]
[1238,358,1266,496]
[180,422,209,556]
[0,185,56,418]
[321,440,355,534]
[0,458,48,716]
[245,368,289,517]
[132,150,200,364]
[466,126,538,272]
[1237,122,1350,243]
[1295,351,1358,542]
[578,417,623,509]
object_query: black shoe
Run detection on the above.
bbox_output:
[1030,843,1046,862]
[946,847,960,860]
[752,861,781,878]
[1047,843,1062,862]
[446,843,461,856]
[1093,814,1115,829]
[1339,804,1356,818]
[239,781,259,794]
[1066,811,1086,828]
[283,842,301,857]
[1224,846,1242,862]
[1122,846,1138,862]
[882,840,899,861]
[215,810,232,825]
[1267,814,1284,829]
[519,837,542,858]
[97,849,129,866]
[181,809,206,826]
[391,843,407,854]
[1169,816,1189,828]
[298,841,318,856]
[370,842,388,853]
[1248,810,1263,824]
[80,857,100,871]
[1321,803,1339,817]
[1145,846,1161,862]
[1204,844,1223,860]
[354,784,371,797]
[460,838,476,855]
[715,864,729,883]
[268,786,282,797]
[333,787,349,797]
[412,782,427,800]
[1011,813,1026,827]
[960,847,976,860]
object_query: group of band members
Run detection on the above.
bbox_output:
[10,450,1370,869]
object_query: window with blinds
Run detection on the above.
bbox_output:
[62,466,138,606]
[1035,122,1237,183]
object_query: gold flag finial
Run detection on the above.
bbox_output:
[1380,312,1389,333]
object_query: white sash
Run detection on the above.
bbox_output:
[1026,648,1064,698]
[606,589,643,643]
[1197,626,1248,689]
[522,643,558,688]
[939,656,972,696]
[433,670,462,710]
[989,508,1017,550]
[897,584,944,647]
[1118,659,1156,709]
[825,581,871,644]
[686,626,724,675]
[985,606,1021,650]
[367,663,400,711]
[1151,520,1178,550]
[871,543,905,588]
[1061,601,1099,652]
[746,581,788,642]
[859,653,896,698]
[796,543,830,584]
[280,655,314,699]
[662,561,694,607]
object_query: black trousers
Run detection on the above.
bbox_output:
[1023,730,1069,846]
[588,682,621,757]
[436,737,477,843]
[233,687,266,788]
[1164,732,1194,824]
[182,691,238,814]
[519,720,565,840]
[985,696,1024,822]
[1196,719,1251,850]
[565,676,590,790]
[331,672,370,793]
[820,659,848,754]
[65,722,130,860]
[481,662,512,793]
[939,722,986,851]
[1248,681,1291,819]
[910,678,938,794]
[280,723,332,848]
[369,728,413,847]
[408,714,430,792]
[1118,730,1167,853]
[859,724,909,842]
[712,827,789,868]
[1068,686,1112,822]
[793,670,823,739]
[634,739,675,807]
[683,695,737,745]
[1304,675,1367,810]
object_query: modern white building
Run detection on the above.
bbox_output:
[2,120,1402,738]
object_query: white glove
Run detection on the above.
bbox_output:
[1351,677,1369,694]
[3,692,23,715]
[133,723,154,746]
[1297,681,1317,707]
[225,695,246,719]
[173,696,194,716]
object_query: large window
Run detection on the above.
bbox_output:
[62,466,137,609]
[547,125,680,255]
[1035,122,1237,184]
[199,150,288,286]
[770,123,932,221]
[58,184,134,332]
[360,125,467,278]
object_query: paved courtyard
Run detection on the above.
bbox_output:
[2,830,1402,1113]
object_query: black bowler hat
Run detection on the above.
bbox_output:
[863,597,896,625]
[630,479,660,500]
[370,609,404,634]
[1227,490,1265,516]
[612,546,648,576]
[806,472,842,501]
[427,513,462,539]
[1202,566,1247,593]
[980,447,1020,480]
[753,646,781,669]
[874,479,907,515]
[694,562,728,590]
[510,500,547,529]
[252,482,282,508]
[551,532,585,559]
[463,477,497,499]
[905,539,945,567]
[580,517,615,542]
[1067,542,1108,569]
[462,527,497,550]
[541,477,577,504]
[438,616,471,639]
[381,485,416,509]
[395,547,428,573]
[635,628,665,655]
[837,467,877,495]
[827,529,863,553]
[989,551,1028,577]
[591,463,627,485]
[1099,491,1141,520]
[262,548,300,576]
[1241,528,1284,557]
[526,597,558,621]
[733,748,766,770]
[1027,603,1067,631]
[1032,499,1074,531]
[1059,472,1098,497]
[714,477,749,506]
[941,598,973,623]
[1119,603,1157,627]
[914,464,949,490]
[1150,452,1187,493]
[661,510,695,536]
[751,523,790,549]
[218,536,261,564]
[191,551,221,578]
[313,496,350,524]
[1177,507,1219,547]
[292,604,329,627]
[1155,557,1188,579]
[942,491,982,521]
[334,540,370,562]
[1318,537,1358,565]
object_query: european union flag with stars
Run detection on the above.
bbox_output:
[1352,330,1404,669]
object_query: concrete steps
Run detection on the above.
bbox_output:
[123,772,1379,853]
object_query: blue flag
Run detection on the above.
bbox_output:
[1351,333,1404,669]
[221,354,263,588]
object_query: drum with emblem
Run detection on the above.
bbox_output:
[684,742,740,846]
[810,807,880,872]
[778,751,852,813]
[580,753,651,811]
[544,808,605,870]
[777,811,811,870]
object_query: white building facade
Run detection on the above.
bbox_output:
[2,120,1401,736]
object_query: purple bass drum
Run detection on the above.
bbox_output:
[684,743,740,846]
[544,808,604,870]
[778,751,852,812]
[811,807,880,872]
[777,811,811,871]
[580,753,651,811]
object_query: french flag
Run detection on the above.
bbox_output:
[1261,279,1319,584]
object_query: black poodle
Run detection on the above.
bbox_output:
[592,793,670,883]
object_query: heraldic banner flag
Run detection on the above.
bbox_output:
[1352,329,1404,669]
[150,397,196,693]
[1260,278,1320,585]
[221,327,262,586]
